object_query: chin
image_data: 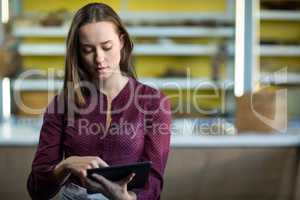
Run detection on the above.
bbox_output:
[98,73,112,80]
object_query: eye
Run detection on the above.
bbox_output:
[81,46,94,54]
[103,45,112,51]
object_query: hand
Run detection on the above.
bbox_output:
[58,156,109,184]
[86,173,137,200]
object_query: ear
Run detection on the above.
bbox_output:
[119,34,124,49]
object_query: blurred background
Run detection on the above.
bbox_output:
[0,0,300,199]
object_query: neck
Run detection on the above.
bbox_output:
[97,72,129,99]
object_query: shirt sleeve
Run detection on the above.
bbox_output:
[27,95,65,200]
[133,89,172,200]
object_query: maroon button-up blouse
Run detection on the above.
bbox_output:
[27,77,172,200]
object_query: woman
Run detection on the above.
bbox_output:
[27,2,171,200]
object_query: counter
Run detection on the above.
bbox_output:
[1,119,300,148]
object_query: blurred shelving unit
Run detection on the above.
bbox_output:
[9,0,236,119]
[259,0,300,119]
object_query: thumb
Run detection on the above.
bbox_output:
[79,169,87,186]
[119,173,135,186]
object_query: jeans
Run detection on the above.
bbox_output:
[59,182,109,200]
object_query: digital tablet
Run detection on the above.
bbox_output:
[86,161,152,193]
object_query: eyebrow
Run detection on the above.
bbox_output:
[80,40,112,46]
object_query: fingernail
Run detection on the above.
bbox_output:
[92,173,99,178]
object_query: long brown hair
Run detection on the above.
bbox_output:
[63,2,136,107]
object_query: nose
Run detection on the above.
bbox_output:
[95,48,105,65]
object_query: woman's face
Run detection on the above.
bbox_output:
[79,21,123,80]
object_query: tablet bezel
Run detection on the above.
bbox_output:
[86,161,152,192]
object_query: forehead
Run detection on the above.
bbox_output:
[79,21,119,44]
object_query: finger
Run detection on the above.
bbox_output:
[79,164,92,177]
[79,164,92,178]
[79,169,86,177]
[86,178,105,193]
[79,169,87,186]
[92,174,113,192]
[95,157,109,167]
[90,160,99,168]
[119,173,135,186]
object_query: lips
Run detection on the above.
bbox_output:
[97,66,108,71]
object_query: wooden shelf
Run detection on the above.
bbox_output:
[260,45,300,57]
[12,78,234,91]
[260,10,300,21]
[18,43,228,56]
[260,72,300,85]
[13,25,234,38]
[119,11,233,23]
